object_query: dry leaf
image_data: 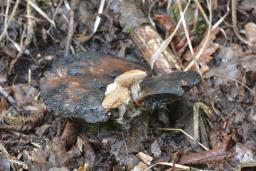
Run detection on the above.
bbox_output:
[240,0,256,11]
[183,27,220,73]
[137,152,153,165]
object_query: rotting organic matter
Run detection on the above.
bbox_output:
[40,51,148,123]
[40,51,200,125]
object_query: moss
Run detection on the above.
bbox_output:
[86,120,122,135]
[169,3,180,23]
[38,0,51,11]
[194,16,207,36]
[123,27,135,34]
[169,2,207,37]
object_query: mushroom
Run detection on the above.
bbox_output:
[40,51,200,125]
[102,70,200,123]
[134,71,201,109]
[40,51,148,123]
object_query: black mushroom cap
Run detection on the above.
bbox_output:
[137,71,201,107]
[40,51,148,123]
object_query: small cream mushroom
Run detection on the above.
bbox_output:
[115,69,147,88]
[102,84,130,109]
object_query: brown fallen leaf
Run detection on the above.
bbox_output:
[205,45,256,87]
[154,14,177,38]
[182,27,220,73]
[0,84,46,132]
[30,137,81,170]
[61,120,79,148]
[240,0,256,12]
[154,14,188,53]
[178,133,233,165]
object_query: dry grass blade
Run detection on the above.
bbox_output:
[27,0,56,27]
[150,0,193,70]
[93,0,106,34]
[0,0,20,41]
[76,0,106,42]
[7,37,21,52]
[3,0,11,33]
[148,0,157,28]
[231,0,249,45]
[214,74,253,94]
[185,0,211,72]
[64,0,71,10]
[177,0,201,74]
[150,18,182,70]
[194,0,210,24]
[185,0,230,72]
[157,128,209,150]
[177,0,194,55]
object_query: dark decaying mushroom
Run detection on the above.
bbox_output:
[40,51,200,124]
[40,51,148,123]
[136,71,200,109]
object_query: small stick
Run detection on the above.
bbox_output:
[111,0,180,75]
[24,0,35,46]
[64,0,75,57]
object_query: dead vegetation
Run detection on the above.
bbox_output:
[0,0,255,170]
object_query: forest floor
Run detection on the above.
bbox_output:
[0,0,255,170]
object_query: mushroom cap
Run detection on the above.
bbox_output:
[40,52,148,123]
[136,71,200,107]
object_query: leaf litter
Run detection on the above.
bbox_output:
[0,0,255,170]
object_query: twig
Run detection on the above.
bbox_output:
[24,0,35,46]
[64,0,75,57]
[47,0,63,33]
[148,162,190,170]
